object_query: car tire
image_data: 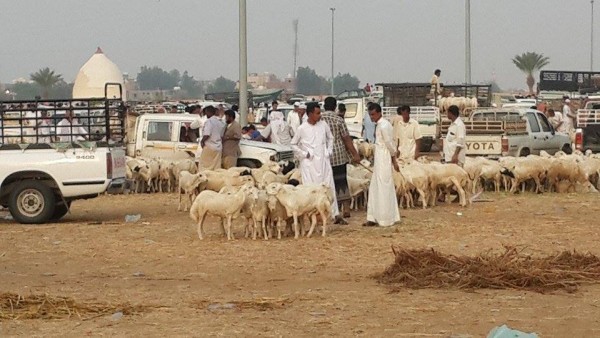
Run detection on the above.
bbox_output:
[8,181,56,224]
[237,159,259,169]
[51,200,71,221]
[562,144,573,154]
[519,148,530,157]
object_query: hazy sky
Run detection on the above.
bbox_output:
[0,0,596,90]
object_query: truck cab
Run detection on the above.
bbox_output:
[127,113,295,168]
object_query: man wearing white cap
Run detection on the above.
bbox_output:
[287,102,307,135]
[562,98,576,137]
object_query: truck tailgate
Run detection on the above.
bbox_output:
[464,135,503,156]
[109,147,127,179]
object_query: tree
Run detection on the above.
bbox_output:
[296,66,328,95]
[136,66,180,90]
[206,76,236,93]
[30,67,63,99]
[180,70,203,98]
[333,72,360,94]
[512,52,550,95]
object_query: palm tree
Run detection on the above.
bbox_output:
[512,52,550,95]
[30,67,63,99]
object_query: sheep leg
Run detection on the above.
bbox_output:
[197,212,207,240]
[321,210,327,237]
[252,218,258,240]
[293,213,300,239]
[226,215,234,240]
[262,216,268,240]
[417,188,428,209]
[306,213,317,238]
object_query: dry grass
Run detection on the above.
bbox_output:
[374,246,600,293]
[0,292,149,320]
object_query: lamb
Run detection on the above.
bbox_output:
[135,158,160,193]
[356,141,374,161]
[178,171,208,211]
[398,162,431,209]
[126,158,147,193]
[158,159,175,193]
[426,162,471,207]
[266,194,290,239]
[266,183,333,239]
[201,170,255,192]
[190,188,247,240]
[347,176,370,210]
[172,159,198,186]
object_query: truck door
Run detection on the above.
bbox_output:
[524,112,544,155]
[174,120,200,160]
[536,112,560,153]
[140,120,175,158]
[343,102,362,138]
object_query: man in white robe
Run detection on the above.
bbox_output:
[364,103,401,227]
[290,102,339,219]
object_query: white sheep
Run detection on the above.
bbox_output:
[178,171,208,211]
[189,188,247,240]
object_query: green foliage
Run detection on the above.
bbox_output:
[333,72,361,94]
[206,76,236,93]
[136,66,180,90]
[296,67,361,95]
[3,80,73,100]
[180,70,204,98]
[512,52,550,94]
[30,67,63,99]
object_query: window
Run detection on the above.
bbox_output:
[526,113,540,132]
[537,113,552,132]
[344,103,358,118]
[147,121,172,141]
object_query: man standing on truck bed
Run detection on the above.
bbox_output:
[562,98,576,137]
[431,69,442,99]
[320,97,361,224]
[443,105,466,167]
[393,105,422,161]
[198,105,225,170]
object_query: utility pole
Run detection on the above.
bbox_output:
[239,0,248,126]
[465,0,471,85]
[293,19,299,79]
[592,0,595,71]
[330,7,335,96]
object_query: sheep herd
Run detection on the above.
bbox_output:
[124,147,600,241]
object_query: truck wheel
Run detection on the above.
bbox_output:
[237,159,259,169]
[561,144,573,154]
[8,181,56,224]
[51,201,71,221]
[519,148,530,157]
[420,143,433,153]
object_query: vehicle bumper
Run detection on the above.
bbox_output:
[106,178,126,194]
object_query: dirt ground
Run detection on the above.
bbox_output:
[1,191,600,337]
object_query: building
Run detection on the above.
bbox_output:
[247,72,295,93]
[72,47,126,100]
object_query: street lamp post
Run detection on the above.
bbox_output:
[465,0,471,85]
[592,0,595,72]
[330,7,335,96]
[239,0,249,126]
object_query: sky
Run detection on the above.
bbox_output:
[0,0,596,91]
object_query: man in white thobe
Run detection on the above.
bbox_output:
[57,109,88,142]
[363,103,400,227]
[364,103,400,227]
[392,105,423,161]
[290,102,339,219]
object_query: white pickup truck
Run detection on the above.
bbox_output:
[441,108,572,158]
[575,100,600,153]
[0,96,127,223]
[341,98,441,152]
[126,113,295,167]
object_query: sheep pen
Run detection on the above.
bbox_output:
[374,246,600,293]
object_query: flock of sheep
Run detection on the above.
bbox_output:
[124,145,600,241]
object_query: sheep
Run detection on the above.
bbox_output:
[201,170,255,192]
[158,159,175,193]
[172,159,198,186]
[266,194,290,239]
[190,188,247,240]
[249,189,270,240]
[219,183,258,238]
[356,141,374,161]
[392,169,414,209]
[265,182,333,239]
[426,163,471,207]
[126,158,147,193]
[178,171,208,212]
[398,162,431,209]
[347,176,370,210]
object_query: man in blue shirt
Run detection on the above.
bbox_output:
[362,102,376,143]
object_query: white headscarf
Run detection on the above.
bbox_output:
[269,110,286,134]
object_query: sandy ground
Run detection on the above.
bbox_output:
[1,191,600,337]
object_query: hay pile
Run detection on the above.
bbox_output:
[374,246,600,293]
[0,292,148,320]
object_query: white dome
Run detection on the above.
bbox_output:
[72,47,126,100]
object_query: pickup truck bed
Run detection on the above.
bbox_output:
[576,109,600,152]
